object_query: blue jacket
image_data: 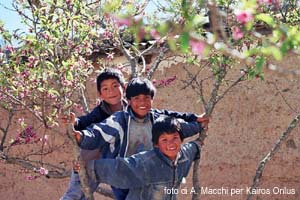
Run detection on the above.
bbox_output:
[79,107,203,158]
[93,142,201,200]
[74,100,127,131]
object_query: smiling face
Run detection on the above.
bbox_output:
[99,78,123,106]
[155,132,182,161]
[128,94,152,118]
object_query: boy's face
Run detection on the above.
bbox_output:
[128,94,152,118]
[99,79,123,106]
[155,132,182,161]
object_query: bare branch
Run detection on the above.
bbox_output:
[246,114,300,200]
[146,44,168,79]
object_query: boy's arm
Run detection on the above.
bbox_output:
[75,105,106,131]
[182,141,201,161]
[179,119,203,139]
[152,109,209,129]
[75,115,121,150]
[93,157,145,189]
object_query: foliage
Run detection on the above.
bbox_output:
[0,0,300,199]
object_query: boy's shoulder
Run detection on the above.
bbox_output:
[105,110,130,124]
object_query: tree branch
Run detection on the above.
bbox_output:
[246,114,300,200]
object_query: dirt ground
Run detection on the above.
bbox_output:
[0,53,300,200]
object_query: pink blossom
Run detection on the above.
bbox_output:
[232,27,244,40]
[115,18,131,27]
[235,10,253,24]
[150,29,161,40]
[39,167,49,175]
[297,0,300,8]
[258,0,273,5]
[189,40,205,56]
[103,29,112,40]
[106,52,115,60]
[40,135,49,143]
[26,175,37,180]
[18,118,25,124]
[28,56,35,63]
[5,45,15,53]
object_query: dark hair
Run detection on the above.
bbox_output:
[152,116,183,145]
[125,77,156,99]
[96,68,125,92]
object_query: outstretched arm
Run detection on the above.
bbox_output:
[93,157,146,189]
[73,115,121,151]
[152,109,209,129]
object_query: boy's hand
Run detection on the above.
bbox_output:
[60,112,76,126]
[73,130,82,143]
[196,113,210,130]
[72,160,86,173]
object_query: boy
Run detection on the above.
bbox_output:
[74,77,208,199]
[85,116,201,200]
[61,67,127,200]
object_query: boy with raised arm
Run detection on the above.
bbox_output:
[61,67,127,200]
[85,116,201,200]
[74,77,208,199]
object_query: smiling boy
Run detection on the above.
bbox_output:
[61,68,127,200]
[85,116,201,200]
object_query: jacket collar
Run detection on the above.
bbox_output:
[154,146,189,167]
[100,99,127,115]
[127,106,151,123]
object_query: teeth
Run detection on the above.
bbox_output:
[167,147,176,150]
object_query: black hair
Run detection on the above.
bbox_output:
[125,77,156,100]
[96,68,125,92]
[151,116,184,145]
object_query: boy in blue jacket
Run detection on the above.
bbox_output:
[86,115,201,200]
[74,77,208,199]
[61,67,127,200]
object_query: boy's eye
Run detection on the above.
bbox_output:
[101,87,108,91]
[160,138,168,143]
[174,136,180,140]
[113,83,120,88]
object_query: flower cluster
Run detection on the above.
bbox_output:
[152,75,177,87]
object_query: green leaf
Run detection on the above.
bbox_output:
[167,38,177,51]
[271,47,282,60]
[256,14,275,27]
[255,56,265,73]
[180,32,189,53]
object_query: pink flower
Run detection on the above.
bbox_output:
[235,10,253,24]
[5,45,15,53]
[103,29,112,40]
[18,118,25,124]
[106,52,115,60]
[258,0,272,5]
[297,0,300,8]
[28,56,36,63]
[150,29,161,40]
[39,167,49,175]
[189,40,205,56]
[115,18,131,27]
[26,175,37,180]
[40,135,49,143]
[232,27,244,40]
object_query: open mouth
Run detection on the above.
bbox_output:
[167,147,177,151]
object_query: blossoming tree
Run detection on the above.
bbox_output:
[1,0,300,200]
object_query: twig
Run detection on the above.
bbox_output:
[246,114,300,200]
